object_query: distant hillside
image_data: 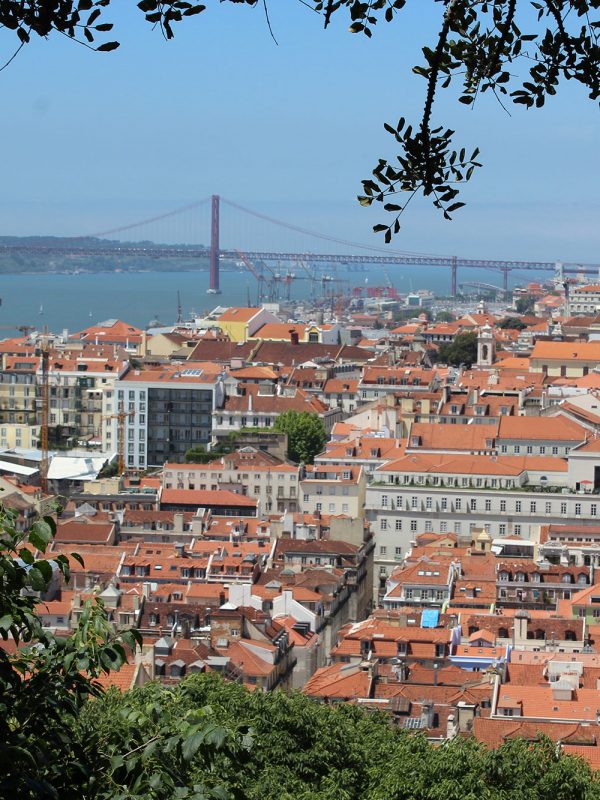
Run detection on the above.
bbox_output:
[0,235,212,273]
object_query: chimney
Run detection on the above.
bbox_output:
[290,330,299,345]
[420,701,435,729]
[174,513,184,533]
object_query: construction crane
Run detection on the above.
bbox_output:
[0,325,35,336]
[103,408,135,475]
[35,332,50,494]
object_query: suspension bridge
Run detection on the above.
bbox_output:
[2,194,598,298]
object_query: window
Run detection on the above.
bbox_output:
[411,496,418,509]
[501,445,508,454]
[561,502,567,515]
[316,502,322,511]
[530,501,536,513]
[545,502,552,514]
[380,519,388,530]
[455,498,462,510]
[515,500,522,513]
[552,446,558,455]
[514,524,521,535]
[499,523,506,536]
[380,546,387,555]
[575,503,582,516]
[440,521,447,532]
[454,522,462,534]
[395,519,402,531]
[500,499,506,512]
[410,520,417,532]
[526,445,533,454]
[485,499,491,511]
[441,497,448,511]
[426,496,432,510]
[395,547,402,556]
[425,520,433,532]
[381,495,388,507]
[470,498,477,511]
[592,504,597,517]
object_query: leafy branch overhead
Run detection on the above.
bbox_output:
[1,1,599,238]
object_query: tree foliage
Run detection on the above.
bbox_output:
[438,330,478,366]
[515,294,536,314]
[76,673,600,800]
[273,410,327,464]
[497,315,527,329]
[0,1,597,237]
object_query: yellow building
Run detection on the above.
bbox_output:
[0,423,40,450]
[215,307,278,343]
[530,341,600,378]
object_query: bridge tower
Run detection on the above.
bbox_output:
[451,256,458,297]
[208,194,221,295]
[501,266,510,300]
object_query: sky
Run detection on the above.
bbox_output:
[0,1,598,261]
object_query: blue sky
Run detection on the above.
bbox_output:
[0,2,598,261]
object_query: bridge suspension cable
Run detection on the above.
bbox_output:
[220,196,448,259]
[84,197,212,239]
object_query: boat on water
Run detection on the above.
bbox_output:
[206,288,221,295]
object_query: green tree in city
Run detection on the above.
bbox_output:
[76,672,600,800]
[0,507,240,799]
[435,311,455,323]
[515,294,536,315]
[1,1,597,238]
[438,331,478,366]
[273,410,327,464]
[497,316,527,330]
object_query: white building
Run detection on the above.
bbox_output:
[103,364,225,469]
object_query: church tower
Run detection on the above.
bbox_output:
[477,324,495,367]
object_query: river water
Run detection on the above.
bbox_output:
[0,264,519,333]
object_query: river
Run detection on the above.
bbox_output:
[0,265,520,333]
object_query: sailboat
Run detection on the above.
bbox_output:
[39,303,43,316]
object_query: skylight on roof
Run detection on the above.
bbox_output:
[181,369,203,376]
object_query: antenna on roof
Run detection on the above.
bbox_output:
[176,291,183,325]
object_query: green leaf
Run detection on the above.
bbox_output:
[28,567,47,591]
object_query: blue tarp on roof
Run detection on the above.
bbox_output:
[421,609,440,628]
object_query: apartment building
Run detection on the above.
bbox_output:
[0,356,39,433]
[104,364,225,469]
[43,352,124,446]
[162,455,301,513]
[300,464,366,520]
[357,367,442,403]
[212,380,338,438]
[568,284,600,315]
[366,453,600,593]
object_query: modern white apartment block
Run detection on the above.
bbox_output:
[103,365,225,469]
